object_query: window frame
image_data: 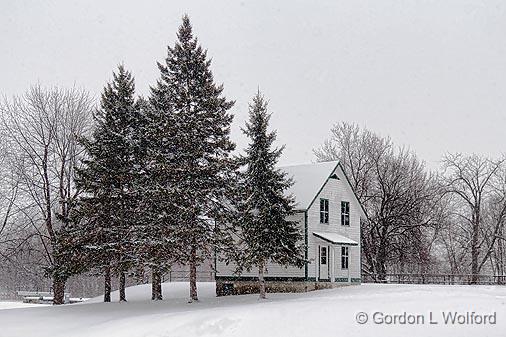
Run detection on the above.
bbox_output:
[320,198,329,224]
[320,246,327,265]
[341,201,350,226]
[341,246,349,269]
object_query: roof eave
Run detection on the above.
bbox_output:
[312,232,359,246]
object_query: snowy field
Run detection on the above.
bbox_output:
[0,282,505,337]
[0,301,50,310]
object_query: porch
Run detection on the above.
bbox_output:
[313,231,358,284]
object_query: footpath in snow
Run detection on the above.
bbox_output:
[0,282,505,337]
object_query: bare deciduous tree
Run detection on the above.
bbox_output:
[315,122,440,280]
[0,85,93,304]
[440,153,505,283]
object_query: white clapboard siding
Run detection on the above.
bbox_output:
[306,164,361,281]
[216,162,363,282]
[215,212,305,279]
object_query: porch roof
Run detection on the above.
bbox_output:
[313,231,358,246]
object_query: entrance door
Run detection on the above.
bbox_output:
[319,245,329,280]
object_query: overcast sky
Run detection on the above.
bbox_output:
[2,0,506,167]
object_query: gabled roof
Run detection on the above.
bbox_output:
[280,161,368,219]
[280,161,340,211]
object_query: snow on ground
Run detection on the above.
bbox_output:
[0,282,505,337]
[0,301,49,310]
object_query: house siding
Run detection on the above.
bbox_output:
[215,163,363,288]
[306,165,361,282]
[215,212,306,279]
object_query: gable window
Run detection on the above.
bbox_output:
[320,246,327,265]
[341,201,350,226]
[320,199,329,224]
[341,246,349,269]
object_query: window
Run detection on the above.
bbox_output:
[341,246,349,269]
[341,201,350,226]
[320,199,329,224]
[320,246,327,265]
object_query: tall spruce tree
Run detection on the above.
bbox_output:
[75,65,140,302]
[237,91,304,299]
[150,14,236,301]
[135,94,183,301]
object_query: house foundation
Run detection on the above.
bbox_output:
[215,277,359,296]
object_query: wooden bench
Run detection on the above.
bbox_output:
[17,291,71,304]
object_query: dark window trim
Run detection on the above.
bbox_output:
[320,198,329,224]
[341,201,350,226]
[341,246,349,269]
[320,246,327,265]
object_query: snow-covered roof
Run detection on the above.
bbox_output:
[280,161,339,211]
[312,231,358,246]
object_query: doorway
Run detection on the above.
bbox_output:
[319,245,329,280]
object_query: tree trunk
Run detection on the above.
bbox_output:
[104,265,111,302]
[258,259,266,299]
[471,211,480,284]
[189,245,198,301]
[499,227,504,284]
[119,271,127,302]
[151,267,163,301]
[376,239,388,282]
[52,277,66,305]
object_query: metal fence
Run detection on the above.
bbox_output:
[363,273,506,285]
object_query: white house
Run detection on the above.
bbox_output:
[215,161,367,295]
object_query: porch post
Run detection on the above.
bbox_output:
[348,247,351,283]
[331,246,336,283]
[316,245,319,281]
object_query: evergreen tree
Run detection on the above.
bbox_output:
[134,95,182,301]
[150,14,236,301]
[237,91,304,299]
[75,65,140,302]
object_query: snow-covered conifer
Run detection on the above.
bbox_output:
[236,91,304,299]
[132,94,182,301]
[75,65,140,302]
[150,14,236,301]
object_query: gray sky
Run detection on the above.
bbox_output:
[2,0,506,167]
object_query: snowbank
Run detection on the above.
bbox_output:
[0,301,50,310]
[0,282,505,337]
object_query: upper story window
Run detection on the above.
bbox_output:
[320,198,329,224]
[341,246,349,269]
[341,201,350,226]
